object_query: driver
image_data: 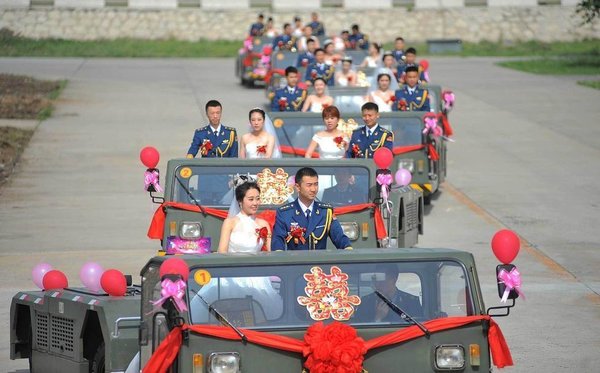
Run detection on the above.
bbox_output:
[355,264,422,323]
[322,169,366,206]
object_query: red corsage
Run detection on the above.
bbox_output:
[352,143,362,158]
[333,136,345,149]
[311,70,318,79]
[347,75,353,83]
[277,40,284,48]
[303,321,367,373]
[301,58,309,67]
[388,95,397,104]
[256,144,267,155]
[278,97,288,110]
[398,99,407,111]
[200,139,213,156]
[255,226,269,243]
[322,102,330,109]
[286,225,306,245]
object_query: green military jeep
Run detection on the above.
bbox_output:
[139,249,514,372]
[271,109,448,204]
[151,158,423,251]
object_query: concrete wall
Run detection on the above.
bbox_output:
[0,6,597,43]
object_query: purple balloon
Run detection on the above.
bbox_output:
[32,263,53,289]
[394,168,412,187]
[79,262,104,292]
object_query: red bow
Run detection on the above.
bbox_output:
[255,226,269,243]
[286,225,306,245]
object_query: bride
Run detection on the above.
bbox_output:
[239,108,281,159]
[301,78,334,113]
[367,73,396,113]
[218,178,271,253]
[304,105,349,159]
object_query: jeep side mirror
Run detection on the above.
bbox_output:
[496,264,519,301]
[144,167,164,204]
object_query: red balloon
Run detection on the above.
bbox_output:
[43,270,68,290]
[159,258,190,281]
[420,59,429,71]
[100,269,127,296]
[491,229,521,264]
[140,146,160,169]
[373,147,393,169]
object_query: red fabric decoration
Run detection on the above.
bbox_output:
[264,68,285,85]
[200,139,213,157]
[311,70,318,79]
[303,322,366,373]
[279,145,320,158]
[256,227,269,243]
[286,225,307,244]
[427,144,439,161]
[142,316,512,373]
[392,144,425,155]
[256,145,267,155]
[440,113,454,137]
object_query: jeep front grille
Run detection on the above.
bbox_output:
[406,200,418,231]
[50,315,75,357]
[35,312,49,351]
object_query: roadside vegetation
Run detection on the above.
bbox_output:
[577,80,600,90]
[0,74,66,185]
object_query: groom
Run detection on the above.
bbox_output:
[272,167,352,251]
[187,100,238,158]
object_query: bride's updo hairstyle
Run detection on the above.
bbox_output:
[235,181,261,203]
[249,108,266,120]
[322,105,340,120]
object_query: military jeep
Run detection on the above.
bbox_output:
[152,157,423,251]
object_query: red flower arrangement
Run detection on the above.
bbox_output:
[303,322,367,373]
[347,75,353,83]
[256,144,267,156]
[311,70,318,79]
[277,40,284,48]
[286,225,306,245]
[388,95,397,105]
[255,226,269,243]
[200,139,213,156]
[333,136,346,149]
[301,58,309,67]
[352,143,362,158]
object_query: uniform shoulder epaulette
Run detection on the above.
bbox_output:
[352,127,362,133]
[418,84,429,89]
[278,202,294,211]
[197,125,209,132]
[316,201,333,209]
[223,126,236,131]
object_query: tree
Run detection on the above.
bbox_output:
[577,0,600,25]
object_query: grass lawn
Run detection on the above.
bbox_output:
[497,55,600,75]
[577,80,600,89]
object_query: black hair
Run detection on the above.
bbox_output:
[361,102,379,113]
[294,16,301,22]
[351,24,359,31]
[405,65,419,74]
[235,181,261,203]
[283,23,291,29]
[295,167,318,184]
[313,77,327,85]
[372,43,381,53]
[382,51,394,61]
[395,37,404,42]
[258,14,264,19]
[377,73,391,82]
[314,48,325,54]
[205,100,222,113]
[285,66,298,76]
[268,17,273,22]
[307,37,316,44]
[248,108,265,120]
[341,30,349,34]
[406,47,417,55]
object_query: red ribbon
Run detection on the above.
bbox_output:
[142,315,512,373]
[148,203,387,241]
[279,145,320,158]
[427,144,439,161]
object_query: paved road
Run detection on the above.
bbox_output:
[0,57,598,372]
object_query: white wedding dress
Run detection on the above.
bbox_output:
[228,213,264,253]
[308,101,323,113]
[371,93,393,112]
[312,134,347,159]
[245,142,267,159]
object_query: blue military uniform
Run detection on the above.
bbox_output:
[397,63,427,83]
[392,85,431,112]
[186,125,238,158]
[272,34,296,50]
[272,200,351,250]
[270,86,307,112]
[249,23,264,36]
[345,125,394,159]
[308,21,325,36]
[392,49,405,63]
[348,33,369,50]
[296,52,315,68]
[304,62,335,86]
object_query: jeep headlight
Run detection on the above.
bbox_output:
[397,159,415,173]
[208,352,240,373]
[435,345,465,370]
[340,222,359,241]
[180,222,202,239]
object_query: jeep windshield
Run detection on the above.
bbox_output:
[172,164,371,207]
[273,112,425,152]
[187,260,473,330]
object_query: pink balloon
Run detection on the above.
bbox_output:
[32,263,53,289]
[394,168,412,187]
[79,262,104,292]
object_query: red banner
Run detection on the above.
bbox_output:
[142,315,512,373]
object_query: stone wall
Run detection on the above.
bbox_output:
[0,6,597,43]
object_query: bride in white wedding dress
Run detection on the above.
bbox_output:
[239,108,281,159]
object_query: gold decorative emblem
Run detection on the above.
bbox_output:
[273,118,284,128]
[277,53,284,61]
[256,168,294,205]
[254,38,261,45]
[338,118,359,138]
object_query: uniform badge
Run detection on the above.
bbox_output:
[223,139,230,144]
